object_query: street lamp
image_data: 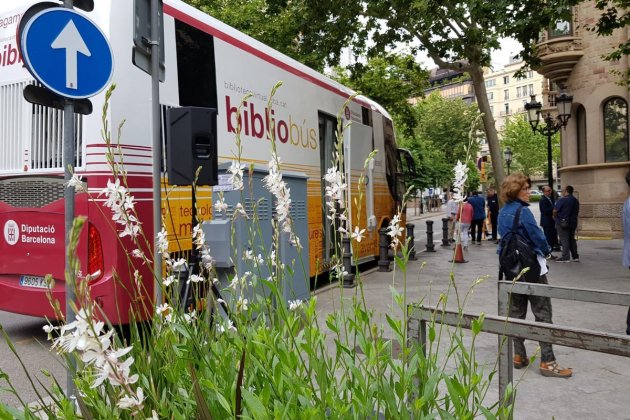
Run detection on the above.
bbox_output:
[524,92,573,194]
[504,147,513,175]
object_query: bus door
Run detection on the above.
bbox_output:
[318,112,337,263]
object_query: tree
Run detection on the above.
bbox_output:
[334,54,429,135]
[398,92,483,189]
[260,0,569,191]
[501,115,559,178]
[182,0,330,70]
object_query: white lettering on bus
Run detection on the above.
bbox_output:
[20,235,56,245]
[21,224,56,235]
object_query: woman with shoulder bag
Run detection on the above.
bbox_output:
[497,173,573,378]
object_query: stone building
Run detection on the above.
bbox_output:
[535,3,630,238]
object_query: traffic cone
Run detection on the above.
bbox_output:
[450,242,468,263]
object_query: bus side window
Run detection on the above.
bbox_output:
[174,19,218,108]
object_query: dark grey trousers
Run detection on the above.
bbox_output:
[508,274,556,363]
[558,226,578,260]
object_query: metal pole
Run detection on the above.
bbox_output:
[63,0,76,403]
[150,0,162,305]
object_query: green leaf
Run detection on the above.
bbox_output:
[241,388,268,420]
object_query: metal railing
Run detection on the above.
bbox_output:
[407,282,630,416]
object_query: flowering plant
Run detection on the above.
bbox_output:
[0,87,511,419]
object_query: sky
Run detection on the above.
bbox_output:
[415,37,524,70]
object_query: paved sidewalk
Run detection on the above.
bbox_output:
[316,209,630,419]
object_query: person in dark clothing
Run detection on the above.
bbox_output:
[553,185,580,262]
[486,187,499,242]
[497,173,572,378]
[468,191,486,245]
[539,186,560,252]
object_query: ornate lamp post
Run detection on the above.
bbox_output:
[524,92,573,193]
[504,147,513,175]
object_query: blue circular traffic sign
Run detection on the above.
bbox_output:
[21,8,113,99]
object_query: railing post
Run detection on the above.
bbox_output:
[441,217,450,247]
[342,236,355,288]
[406,223,417,260]
[425,220,435,252]
[378,228,391,272]
[498,281,514,417]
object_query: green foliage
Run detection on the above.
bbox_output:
[0,88,510,419]
[501,115,559,178]
[398,92,482,188]
[333,54,430,135]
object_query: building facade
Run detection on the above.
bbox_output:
[534,3,630,238]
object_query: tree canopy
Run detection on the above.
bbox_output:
[501,115,559,178]
[398,92,482,189]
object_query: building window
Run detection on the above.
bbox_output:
[549,8,572,38]
[485,79,496,88]
[516,87,522,98]
[504,89,509,100]
[527,70,534,79]
[503,76,509,84]
[487,92,494,100]
[528,84,534,95]
[577,105,587,165]
[603,98,629,162]
[504,103,510,115]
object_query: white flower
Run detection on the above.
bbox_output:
[452,160,469,202]
[170,258,187,272]
[217,319,236,334]
[183,310,197,324]
[64,173,85,192]
[192,224,205,250]
[117,387,144,411]
[236,297,248,313]
[288,300,303,311]
[156,303,171,316]
[187,274,205,284]
[163,275,177,287]
[228,160,245,190]
[351,226,366,242]
[244,249,254,260]
[214,197,228,214]
[387,213,404,249]
[131,249,145,260]
[156,228,169,258]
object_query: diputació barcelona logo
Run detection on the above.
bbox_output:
[3,219,19,245]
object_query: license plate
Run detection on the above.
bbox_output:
[19,275,49,289]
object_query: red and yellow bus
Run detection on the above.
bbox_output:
[0,0,414,323]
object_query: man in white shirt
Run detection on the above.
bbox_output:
[445,190,458,242]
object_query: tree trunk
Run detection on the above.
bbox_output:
[468,65,505,191]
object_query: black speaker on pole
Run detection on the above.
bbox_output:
[166,107,218,186]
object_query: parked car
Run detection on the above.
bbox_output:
[530,190,542,196]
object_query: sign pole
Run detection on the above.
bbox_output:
[62,0,77,404]
[150,0,163,305]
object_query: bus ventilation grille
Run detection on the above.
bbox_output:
[0,177,65,208]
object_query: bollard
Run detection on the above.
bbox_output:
[441,217,450,247]
[406,223,417,260]
[342,236,355,288]
[425,220,435,252]
[378,228,392,271]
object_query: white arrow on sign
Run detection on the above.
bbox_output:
[51,19,91,90]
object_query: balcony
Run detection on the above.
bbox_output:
[532,16,584,86]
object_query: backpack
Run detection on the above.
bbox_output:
[499,206,541,282]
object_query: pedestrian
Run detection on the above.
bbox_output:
[445,190,458,242]
[468,191,486,245]
[455,198,473,250]
[497,173,572,378]
[539,186,560,254]
[486,187,499,242]
[622,170,630,335]
[553,185,580,263]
